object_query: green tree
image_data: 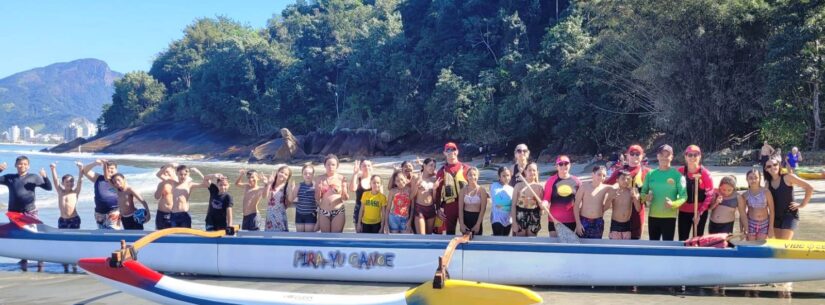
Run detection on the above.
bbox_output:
[100,72,166,131]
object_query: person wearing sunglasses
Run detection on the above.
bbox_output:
[764,156,813,240]
[541,155,581,237]
[676,145,714,241]
[510,144,530,187]
[604,144,650,240]
[433,142,470,235]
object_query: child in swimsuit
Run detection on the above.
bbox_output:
[575,166,609,239]
[458,167,488,235]
[708,176,740,234]
[511,162,543,237]
[490,167,513,236]
[605,171,640,240]
[742,169,775,240]
[387,170,412,233]
[265,166,291,232]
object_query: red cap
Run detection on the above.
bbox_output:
[685,145,701,155]
[444,142,458,151]
[627,145,644,154]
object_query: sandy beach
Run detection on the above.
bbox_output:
[2,154,825,304]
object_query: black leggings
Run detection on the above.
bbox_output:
[648,217,676,241]
[678,210,709,241]
[492,223,511,236]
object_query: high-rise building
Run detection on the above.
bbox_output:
[9,125,20,142]
[64,123,83,142]
[82,122,98,138]
[22,127,35,141]
[1,131,8,142]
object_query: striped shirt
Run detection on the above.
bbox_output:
[295,182,317,215]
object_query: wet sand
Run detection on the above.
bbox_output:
[3,160,825,304]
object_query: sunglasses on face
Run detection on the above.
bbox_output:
[629,152,641,157]
[445,148,457,153]
[557,161,570,166]
[686,153,700,158]
[516,149,528,153]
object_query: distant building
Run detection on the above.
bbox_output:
[82,122,97,138]
[22,127,35,141]
[64,123,83,142]
[0,131,8,142]
[9,125,20,142]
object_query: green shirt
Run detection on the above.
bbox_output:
[641,167,687,218]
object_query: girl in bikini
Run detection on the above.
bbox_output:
[741,169,774,240]
[511,162,543,237]
[459,167,488,235]
[315,154,349,233]
[707,176,740,234]
[411,158,437,234]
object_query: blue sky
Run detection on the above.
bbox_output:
[0,0,291,78]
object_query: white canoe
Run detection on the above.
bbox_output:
[3,220,825,286]
[78,257,542,305]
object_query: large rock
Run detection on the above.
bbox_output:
[301,128,386,157]
[250,128,306,162]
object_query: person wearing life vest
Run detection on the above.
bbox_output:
[433,142,470,235]
[604,145,651,240]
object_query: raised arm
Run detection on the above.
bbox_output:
[81,159,103,182]
[49,163,62,194]
[235,169,248,187]
[74,161,84,193]
[37,168,53,191]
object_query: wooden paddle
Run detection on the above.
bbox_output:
[517,172,580,243]
[692,173,701,238]
[433,232,472,288]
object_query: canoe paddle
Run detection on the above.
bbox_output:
[692,173,700,238]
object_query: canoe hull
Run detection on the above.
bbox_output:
[3,223,825,286]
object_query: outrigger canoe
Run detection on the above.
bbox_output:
[78,228,542,305]
[797,171,825,180]
[3,213,825,286]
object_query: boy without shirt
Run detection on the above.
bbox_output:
[165,165,206,228]
[50,162,84,272]
[111,173,152,230]
[154,163,178,229]
[236,169,268,231]
[605,171,642,240]
[574,166,611,239]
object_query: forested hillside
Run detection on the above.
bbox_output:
[99,0,825,153]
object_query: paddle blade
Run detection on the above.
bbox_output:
[554,222,581,244]
[405,280,542,305]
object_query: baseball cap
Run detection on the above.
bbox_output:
[657,144,673,154]
[444,142,458,151]
[627,145,644,154]
[684,145,701,155]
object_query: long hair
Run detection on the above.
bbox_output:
[271,165,292,206]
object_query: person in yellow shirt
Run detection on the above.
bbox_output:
[357,175,387,234]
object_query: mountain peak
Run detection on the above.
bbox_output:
[0,59,123,133]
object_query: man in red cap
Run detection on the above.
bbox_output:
[604,144,650,240]
[433,142,470,235]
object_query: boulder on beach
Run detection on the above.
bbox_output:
[250,128,306,162]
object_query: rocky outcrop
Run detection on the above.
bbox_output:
[250,128,306,162]
[301,128,388,158]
